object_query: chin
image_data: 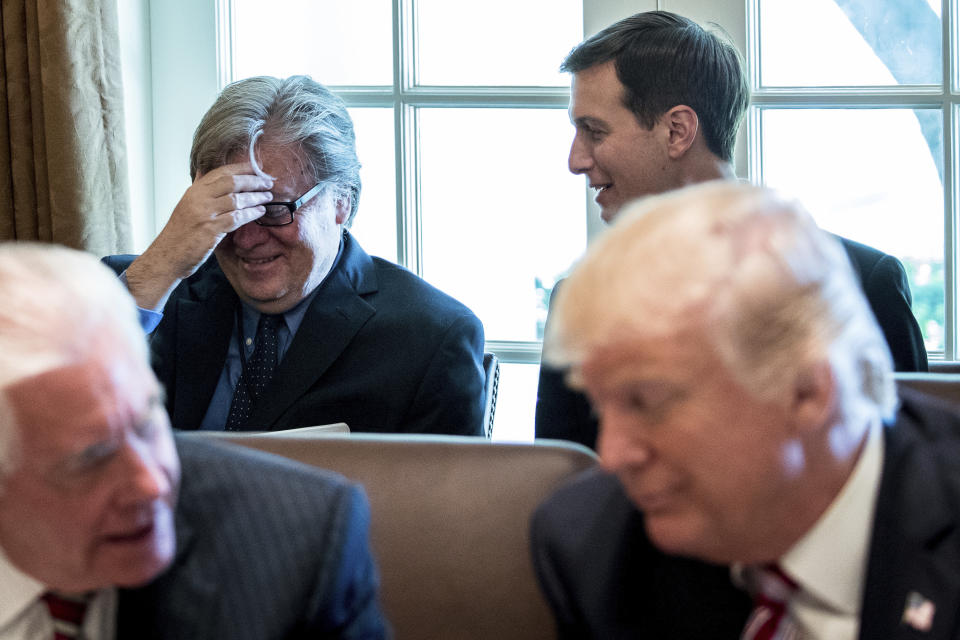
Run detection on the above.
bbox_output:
[112,546,176,588]
[600,206,621,224]
[643,514,716,562]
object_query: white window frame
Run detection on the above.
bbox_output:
[742,0,955,359]
[121,0,738,357]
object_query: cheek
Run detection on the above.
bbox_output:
[0,485,102,559]
[158,438,181,492]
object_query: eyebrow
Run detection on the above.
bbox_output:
[571,115,606,129]
[58,392,166,473]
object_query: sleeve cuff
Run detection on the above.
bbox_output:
[138,307,164,334]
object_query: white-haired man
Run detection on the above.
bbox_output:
[0,243,386,638]
[530,183,960,639]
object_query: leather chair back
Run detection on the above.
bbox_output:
[191,431,597,640]
[896,372,960,407]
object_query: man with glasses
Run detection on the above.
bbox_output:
[121,75,486,434]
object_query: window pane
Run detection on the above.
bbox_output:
[760,107,944,352]
[348,108,397,262]
[232,0,392,85]
[757,0,941,87]
[416,0,581,86]
[491,362,538,442]
[419,108,585,342]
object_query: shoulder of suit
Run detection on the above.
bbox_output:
[535,468,631,531]
[364,255,480,320]
[894,389,960,446]
[166,256,231,304]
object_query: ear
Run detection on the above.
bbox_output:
[791,360,836,436]
[662,105,699,160]
[334,195,350,225]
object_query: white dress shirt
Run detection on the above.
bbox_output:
[780,420,885,639]
[0,548,116,640]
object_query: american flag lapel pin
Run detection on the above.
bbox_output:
[902,591,935,632]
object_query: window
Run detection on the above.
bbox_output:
[747,0,950,357]
[129,0,945,440]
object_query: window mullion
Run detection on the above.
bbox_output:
[394,0,417,271]
[944,0,956,359]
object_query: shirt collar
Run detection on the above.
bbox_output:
[0,545,46,629]
[779,418,885,614]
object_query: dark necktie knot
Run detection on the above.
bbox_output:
[42,591,91,639]
[226,313,283,430]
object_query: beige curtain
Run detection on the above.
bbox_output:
[0,0,130,255]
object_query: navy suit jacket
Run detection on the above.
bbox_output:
[535,234,928,449]
[117,436,387,639]
[146,232,485,434]
[531,389,960,639]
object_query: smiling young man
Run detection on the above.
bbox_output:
[530,183,960,640]
[121,75,486,435]
[536,10,928,450]
[0,243,386,639]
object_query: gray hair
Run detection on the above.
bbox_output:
[545,182,897,423]
[0,243,148,477]
[190,75,363,227]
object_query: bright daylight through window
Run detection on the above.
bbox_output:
[215,0,955,438]
[751,0,947,355]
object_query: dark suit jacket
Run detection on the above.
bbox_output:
[145,232,485,434]
[530,389,960,639]
[535,235,928,449]
[117,436,387,639]
[840,235,928,373]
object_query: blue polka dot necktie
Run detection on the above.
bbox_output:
[225,313,282,430]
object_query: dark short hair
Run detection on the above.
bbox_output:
[561,11,749,163]
[190,75,363,226]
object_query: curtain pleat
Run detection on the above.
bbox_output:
[0,0,131,255]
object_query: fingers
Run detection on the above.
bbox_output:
[197,162,274,196]
[213,190,274,214]
[228,205,268,230]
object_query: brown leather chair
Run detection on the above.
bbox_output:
[895,372,960,407]
[189,430,597,640]
[929,361,960,375]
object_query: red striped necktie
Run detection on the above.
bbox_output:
[42,592,90,640]
[741,564,800,640]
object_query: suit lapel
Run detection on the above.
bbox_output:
[859,412,960,640]
[171,283,236,429]
[247,233,378,428]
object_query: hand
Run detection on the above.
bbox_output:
[124,163,273,310]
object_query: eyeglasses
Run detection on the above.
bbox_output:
[256,183,326,227]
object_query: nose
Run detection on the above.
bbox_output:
[230,220,271,250]
[120,440,172,503]
[568,133,593,175]
[596,408,651,474]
